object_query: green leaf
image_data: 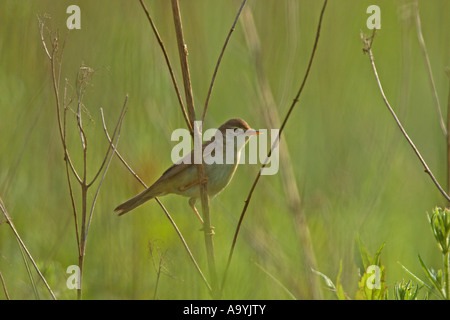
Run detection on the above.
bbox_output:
[394,280,420,300]
[418,254,445,299]
[335,260,347,300]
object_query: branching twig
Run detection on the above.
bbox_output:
[361,31,450,203]
[222,0,328,289]
[84,97,128,240]
[40,16,130,299]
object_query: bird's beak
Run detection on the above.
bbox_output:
[245,129,261,136]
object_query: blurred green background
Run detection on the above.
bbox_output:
[0,0,449,299]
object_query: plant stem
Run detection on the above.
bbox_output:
[171,0,217,297]
[78,183,87,300]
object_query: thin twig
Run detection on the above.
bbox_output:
[222,0,328,289]
[18,241,39,299]
[239,3,322,299]
[138,0,192,134]
[38,15,51,60]
[414,1,447,137]
[0,197,56,300]
[361,31,450,202]
[0,269,10,300]
[43,26,82,184]
[85,97,128,240]
[201,0,247,123]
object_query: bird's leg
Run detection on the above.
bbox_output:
[189,198,204,224]
[189,198,215,235]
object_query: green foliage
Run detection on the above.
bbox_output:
[355,240,387,300]
[314,239,388,300]
[398,207,450,300]
[393,280,420,300]
[427,207,450,255]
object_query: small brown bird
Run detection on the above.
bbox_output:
[114,118,259,222]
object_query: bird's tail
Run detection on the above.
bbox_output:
[114,187,161,216]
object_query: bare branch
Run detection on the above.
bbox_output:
[88,95,128,187]
[85,96,129,241]
[0,269,10,300]
[238,2,322,299]
[361,31,450,202]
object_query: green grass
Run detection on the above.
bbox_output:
[1,0,449,299]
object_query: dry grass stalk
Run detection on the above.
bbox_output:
[239,3,322,299]
[39,15,128,299]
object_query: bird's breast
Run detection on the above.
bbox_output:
[205,162,239,196]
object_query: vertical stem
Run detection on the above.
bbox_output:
[171,0,196,127]
[446,68,450,201]
[78,184,87,300]
[171,0,217,297]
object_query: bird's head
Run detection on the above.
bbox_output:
[216,118,260,153]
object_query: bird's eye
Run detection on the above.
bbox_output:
[234,128,238,132]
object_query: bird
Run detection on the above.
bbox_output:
[114,118,260,224]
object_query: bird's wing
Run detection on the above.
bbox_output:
[155,139,215,183]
